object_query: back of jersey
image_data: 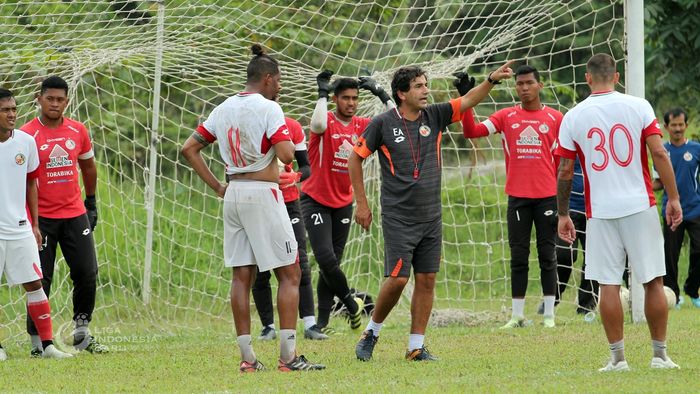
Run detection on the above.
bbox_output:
[557,91,662,219]
[199,93,288,175]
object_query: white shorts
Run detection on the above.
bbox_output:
[0,236,42,285]
[585,206,665,285]
[223,180,298,272]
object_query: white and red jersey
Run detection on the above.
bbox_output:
[555,91,661,219]
[196,93,290,175]
[20,117,94,219]
[301,112,370,208]
[463,105,562,198]
[281,117,306,203]
[0,130,39,240]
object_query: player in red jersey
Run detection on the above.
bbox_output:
[461,65,562,328]
[0,88,72,361]
[557,53,681,371]
[181,44,324,372]
[20,76,107,355]
[251,116,329,341]
[301,71,394,333]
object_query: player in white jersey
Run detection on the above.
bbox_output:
[0,88,71,360]
[555,54,682,371]
[181,45,324,372]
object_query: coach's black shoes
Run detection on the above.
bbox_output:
[278,355,326,371]
[355,329,378,361]
[405,346,438,361]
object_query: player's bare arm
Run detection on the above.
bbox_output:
[459,60,514,113]
[310,70,333,134]
[26,177,42,248]
[556,157,576,244]
[647,133,683,230]
[181,136,227,198]
[348,151,372,231]
[78,157,97,196]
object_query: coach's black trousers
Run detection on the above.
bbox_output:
[27,214,98,335]
[555,211,598,311]
[507,196,558,298]
[300,194,354,328]
[252,199,315,326]
[663,216,700,300]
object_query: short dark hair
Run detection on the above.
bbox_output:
[333,78,359,96]
[246,44,280,83]
[391,66,427,105]
[40,75,69,95]
[586,53,616,82]
[0,88,13,101]
[515,65,540,82]
[664,107,688,125]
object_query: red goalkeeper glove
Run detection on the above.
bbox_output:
[279,170,301,188]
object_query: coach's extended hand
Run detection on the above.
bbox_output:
[453,71,476,96]
[359,76,391,104]
[317,70,334,99]
[84,195,98,231]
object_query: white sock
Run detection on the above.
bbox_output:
[512,298,525,319]
[543,295,556,317]
[236,335,256,363]
[302,316,316,330]
[408,334,424,351]
[30,335,43,350]
[279,329,296,363]
[610,339,625,364]
[365,318,383,337]
[266,323,276,330]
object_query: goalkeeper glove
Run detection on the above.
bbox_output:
[358,76,391,104]
[452,71,476,96]
[84,195,98,231]
[279,170,301,189]
[317,70,334,99]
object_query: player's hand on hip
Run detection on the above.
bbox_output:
[666,199,683,231]
[489,60,514,82]
[557,215,576,244]
[316,70,334,99]
[452,71,476,95]
[354,202,372,231]
[216,182,228,198]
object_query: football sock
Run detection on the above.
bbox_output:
[30,335,43,350]
[652,339,667,360]
[512,298,525,319]
[41,340,54,349]
[279,329,296,363]
[317,307,331,328]
[408,334,424,351]
[543,295,556,317]
[236,335,256,363]
[342,293,359,315]
[27,289,53,342]
[266,324,276,330]
[366,318,383,337]
[302,316,316,330]
[609,339,625,364]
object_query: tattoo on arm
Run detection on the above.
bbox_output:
[557,178,572,216]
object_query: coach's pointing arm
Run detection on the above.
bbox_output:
[458,60,514,113]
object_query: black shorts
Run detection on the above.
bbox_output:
[382,214,441,277]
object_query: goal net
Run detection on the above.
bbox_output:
[0,0,626,340]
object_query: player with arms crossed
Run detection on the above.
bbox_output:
[350,62,513,361]
[0,88,72,360]
[181,44,324,372]
[556,53,682,371]
[461,65,562,328]
[652,108,700,309]
[302,72,393,334]
[252,116,329,340]
[20,76,107,355]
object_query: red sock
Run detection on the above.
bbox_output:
[27,289,53,341]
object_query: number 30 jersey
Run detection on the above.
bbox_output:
[555,90,662,219]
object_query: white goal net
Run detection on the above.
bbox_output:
[0,0,627,339]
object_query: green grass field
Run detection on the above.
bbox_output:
[0,305,698,393]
